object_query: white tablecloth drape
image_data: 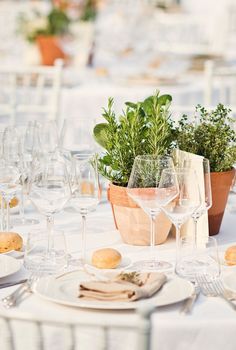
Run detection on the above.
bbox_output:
[0,195,236,349]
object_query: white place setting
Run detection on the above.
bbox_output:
[1,1,236,350]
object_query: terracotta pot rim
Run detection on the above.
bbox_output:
[210,168,235,175]
[36,35,61,39]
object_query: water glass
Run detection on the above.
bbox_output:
[175,236,220,281]
[24,229,68,274]
[69,153,100,265]
[127,155,176,271]
[29,158,71,272]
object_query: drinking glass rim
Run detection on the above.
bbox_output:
[162,167,197,175]
[73,153,94,160]
[180,235,218,245]
[135,155,172,162]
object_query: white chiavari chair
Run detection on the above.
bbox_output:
[0,60,63,127]
[204,60,236,114]
[0,305,153,350]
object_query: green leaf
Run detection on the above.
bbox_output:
[93,123,110,149]
[158,94,172,106]
[142,96,154,115]
[125,102,137,109]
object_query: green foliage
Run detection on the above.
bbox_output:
[47,8,70,36]
[18,7,70,43]
[175,104,236,172]
[93,92,174,186]
[80,0,97,21]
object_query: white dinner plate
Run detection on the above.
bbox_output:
[2,245,25,259]
[0,255,22,278]
[34,270,194,310]
[222,272,236,293]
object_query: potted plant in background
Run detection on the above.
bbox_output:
[174,103,236,235]
[93,92,175,245]
[18,2,71,65]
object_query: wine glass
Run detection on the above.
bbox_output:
[1,126,22,231]
[2,126,20,164]
[12,123,40,226]
[29,159,71,272]
[37,121,59,156]
[127,155,177,271]
[159,168,201,273]
[59,117,97,157]
[189,158,212,246]
[69,153,100,265]
[175,158,213,280]
[0,165,21,232]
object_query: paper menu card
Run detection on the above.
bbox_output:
[172,149,209,242]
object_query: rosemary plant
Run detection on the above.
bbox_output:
[93,92,174,186]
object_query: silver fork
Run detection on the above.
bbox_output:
[1,273,39,308]
[196,274,236,310]
[180,283,200,314]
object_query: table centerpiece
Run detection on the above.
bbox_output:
[93,92,175,245]
[174,103,236,235]
[18,1,71,65]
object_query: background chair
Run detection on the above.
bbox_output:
[0,60,63,127]
[204,60,236,113]
[0,305,153,350]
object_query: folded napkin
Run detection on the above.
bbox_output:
[79,272,167,302]
[172,149,209,242]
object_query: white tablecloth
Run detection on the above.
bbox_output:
[1,195,236,350]
[59,76,203,125]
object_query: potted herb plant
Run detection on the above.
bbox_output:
[93,92,174,245]
[18,3,71,65]
[175,104,236,235]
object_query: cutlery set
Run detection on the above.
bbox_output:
[181,274,236,314]
[196,274,236,310]
[1,273,40,308]
[0,279,28,289]
[1,270,236,311]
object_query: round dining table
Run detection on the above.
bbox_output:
[0,193,236,350]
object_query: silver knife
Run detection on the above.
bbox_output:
[0,279,28,289]
[180,286,200,314]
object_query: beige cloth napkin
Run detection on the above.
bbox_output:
[79,272,167,302]
[172,149,209,243]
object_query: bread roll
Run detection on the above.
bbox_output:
[0,232,23,253]
[0,196,19,208]
[92,248,122,269]
[225,245,236,266]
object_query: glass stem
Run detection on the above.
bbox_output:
[193,217,198,250]
[81,214,87,264]
[6,200,10,232]
[150,213,156,248]
[175,223,182,264]
[149,212,157,262]
[19,188,25,223]
[46,215,54,255]
[1,195,4,231]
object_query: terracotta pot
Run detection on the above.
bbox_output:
[208,169,235,235]
[107,183,172,246]
[36,36,66,66]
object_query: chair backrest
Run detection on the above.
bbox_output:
[0,305,153,350]
[204,60,236,110]
[0,60,63,126]
[155,12,216,56]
